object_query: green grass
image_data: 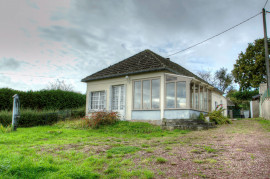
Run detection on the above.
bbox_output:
[0,120,189,178]
[256,118,270,131]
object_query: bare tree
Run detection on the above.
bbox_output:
[47,79,74,91]
[197,70,215,86]
[197,68,233,93]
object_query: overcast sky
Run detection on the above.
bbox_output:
[0,0,267,93]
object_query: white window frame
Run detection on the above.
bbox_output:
[165,76,187,109]
[133,78,161,110]
[90,91,106,111]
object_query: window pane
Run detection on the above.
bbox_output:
[112,86,119,110]
[177,82,186,108]
[166,82,175,108]
[143,80,151,109]
[91,91,105,110]
[152,79,160,109]
[99,91,105,109]
[120,85,124,110]
[134,81,141,109]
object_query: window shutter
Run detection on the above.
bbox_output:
[88,92,92,112]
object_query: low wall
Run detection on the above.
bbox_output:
[262,99,270,120]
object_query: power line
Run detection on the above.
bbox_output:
[0,72,80,80]
[264,0,269,8]
[166,12,262,57]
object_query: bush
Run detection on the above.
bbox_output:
[83,111,120,129]
[0,88,86,111]
[198,112,205,121]
[208,107,232,125]
[0,107,85,128]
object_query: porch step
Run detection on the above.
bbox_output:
[162,119,216,131]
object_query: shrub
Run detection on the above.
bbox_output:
[198,112,205,121]
[207,107,231,125]
[0,88,86,111]
[84,111,120,129]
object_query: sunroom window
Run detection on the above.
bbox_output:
[165,75,187,109]
[133,79,160,110]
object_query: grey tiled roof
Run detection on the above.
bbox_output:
[81,49,210,86]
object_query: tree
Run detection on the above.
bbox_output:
[232,38,269,90]
[214,68,233,93]
[47,79,74,91]
[197,68,233,93]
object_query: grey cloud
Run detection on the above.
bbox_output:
[37,0,264,88]
[0,58,22,70]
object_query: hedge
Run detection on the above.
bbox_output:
[0,88,86,110]
[0,108,85,127]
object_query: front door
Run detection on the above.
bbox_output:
[112,85,125,120]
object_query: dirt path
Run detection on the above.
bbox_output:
[136,119,270,178]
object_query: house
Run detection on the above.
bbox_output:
[81,50,227,128]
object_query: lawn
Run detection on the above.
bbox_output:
[0,119,269,178]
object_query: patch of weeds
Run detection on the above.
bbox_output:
[157,170,165,176]
[250,154,255,159]
[106,153,113,159]
[107,146,140,154]
[165,146,172,150]
[195,172,207,178]
[141,144,150,148]
[190,149,202,154]
[145,148,154,153]
[204,146,217,153]
[182,173,189,177]
[181,158,186,161]
[156,157,167,164]
[143,170,154,179]
[206,158,217,164]
[193,159,205,164]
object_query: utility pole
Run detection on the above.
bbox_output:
[262,8,270,91]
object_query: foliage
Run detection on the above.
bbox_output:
[232,38,269,90]
[227,89,258,109]
[46,79,74,91]
[0,108,85,127]
[197,68,233,93]
[83,111,120,129]
[198,112,205,121]
[0,88,85,110]
[208,107,232,125]
[215,68,233,93]
[0,124,12,133]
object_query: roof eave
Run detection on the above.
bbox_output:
[81,67,169,82]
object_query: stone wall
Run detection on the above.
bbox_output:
[261,99,270,120]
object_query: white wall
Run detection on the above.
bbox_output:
[85,71,165,120]
[211,91,227,117]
